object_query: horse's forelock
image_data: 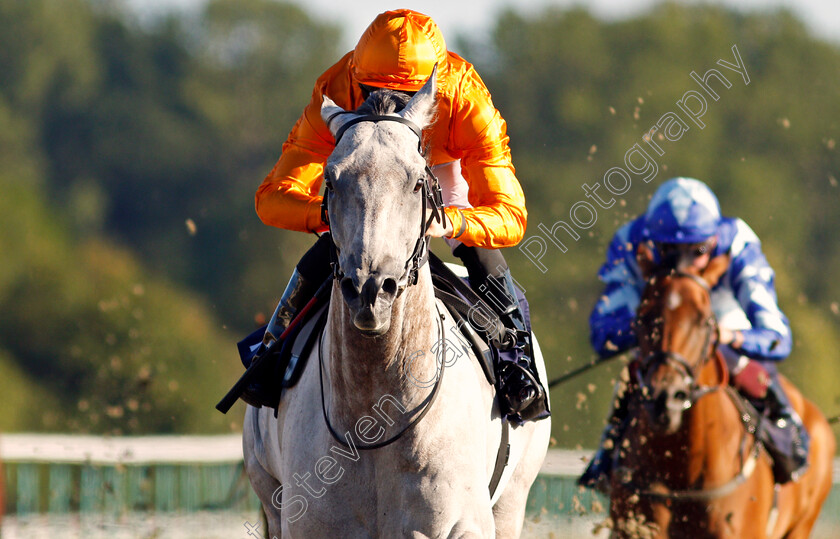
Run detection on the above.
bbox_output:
[356,89,413,116]
[353,89,432,159]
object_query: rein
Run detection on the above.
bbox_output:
[321,111,444,292]
[316,110,446,450]
[318,304,447,450]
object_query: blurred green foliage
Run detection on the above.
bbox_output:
[463,4,840,445]
[0,0,838,444]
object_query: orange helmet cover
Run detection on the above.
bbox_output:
[352,9,448,91]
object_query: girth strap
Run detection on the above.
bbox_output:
[489,418,510,498]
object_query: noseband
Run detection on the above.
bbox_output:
[636,271,720,409]
[321,111,444,294]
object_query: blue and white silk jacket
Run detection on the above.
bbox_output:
[590,216,792,361]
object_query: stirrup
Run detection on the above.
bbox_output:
[498,362,547,422]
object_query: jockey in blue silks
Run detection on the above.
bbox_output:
[579,177,809,490]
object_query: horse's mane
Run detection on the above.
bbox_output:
[355,89,413,115]
[650,266,679,285]
[354,89,432,158]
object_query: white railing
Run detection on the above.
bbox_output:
[0,434,243,465]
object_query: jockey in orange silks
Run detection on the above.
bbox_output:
[249,9,549,423]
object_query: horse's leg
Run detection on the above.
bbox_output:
[243,406,284,538]
[491,468,531,538]
[609,485,651,539]
[493,341,552,538]
[493,418,552,538]
[487,418,541,538]
[244,452,283,538]
[782,401,835,538]
[771,379,836,538]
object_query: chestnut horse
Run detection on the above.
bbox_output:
[608,247,835,538]
[0,451,4,525]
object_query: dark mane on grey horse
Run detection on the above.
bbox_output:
[356,88,413,115]
[355,89,434,157]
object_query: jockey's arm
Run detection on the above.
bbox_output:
[443,72,527,249]
[727,230,792,361]
[256,146,330,233]
[255,106,333,233]
[255,59,358,233]
[589,222,644,358]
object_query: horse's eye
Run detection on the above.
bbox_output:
[324,172,334,191]
[414,177,425,193]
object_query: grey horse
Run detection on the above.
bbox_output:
[243,69,551,538]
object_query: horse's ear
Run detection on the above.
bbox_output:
[701,253,730,288]
[398,64,437,129]
[321,95,355,138]
[637,242,656,280]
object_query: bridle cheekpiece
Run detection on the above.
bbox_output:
[320,110,444,295]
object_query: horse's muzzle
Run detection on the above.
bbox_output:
[340,274,398,335]
[644,386,691,434]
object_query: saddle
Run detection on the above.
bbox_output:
[679,385,803,485]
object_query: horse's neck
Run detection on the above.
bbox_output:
[690,358,744,480]
[326,267,440,424]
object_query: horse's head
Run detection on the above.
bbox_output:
[319,68,438,336]
[633,243,730,433]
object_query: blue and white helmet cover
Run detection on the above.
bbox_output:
[643,177,721,243]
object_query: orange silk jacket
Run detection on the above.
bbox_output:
[255,21,526,248]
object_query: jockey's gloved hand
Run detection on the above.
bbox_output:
[425,208,453,238]
[719,327,744,348]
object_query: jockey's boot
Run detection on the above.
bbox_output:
[241,268,317,408]
[578,367,636,493]
[482,270,549,423]
[761,375,810,483]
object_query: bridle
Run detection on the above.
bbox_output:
[320,111,445,294]
[316,109,447,450]
[624,270,763,501]
[636,271,721,410]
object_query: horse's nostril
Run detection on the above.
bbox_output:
[340,277,360,302]
[674,390,688,402]
[381,278,398,298]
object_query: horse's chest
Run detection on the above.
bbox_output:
[276,412,489,537]
[279,466,485,538]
